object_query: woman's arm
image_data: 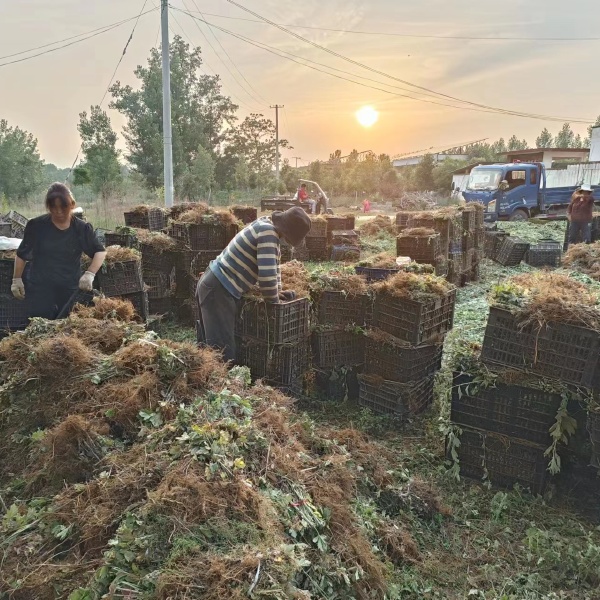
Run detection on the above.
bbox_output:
[86,251,107,274]
[13,255,27,279]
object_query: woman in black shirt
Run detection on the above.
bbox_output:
[11,183,106,319]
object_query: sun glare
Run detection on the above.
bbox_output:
[356,106,379,128]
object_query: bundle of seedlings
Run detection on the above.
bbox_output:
[398,227,437,238]
[310,268,370,296]
[410,206,460,222]
[359,215,396,236]
[563,242,600,279]
[169,202,209,221]
[0,307,448,598]
[490,271,600,331]
[0,249,17,259]
[244,260,311,300]
[137,229,178,252]
[357,252,398,269]
[101,245,141,265]
[175,206,239,227]
[372,270,452,303]
[126,204,168,216]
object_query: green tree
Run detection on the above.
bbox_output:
[0,119,44,201]
[177,145,215,201]
[584,115,600,146]
[555,123,575,148]
[110,36,237,191]
[414,154,435,191]
[535,128,554,148]
[76,106,122,199]
[507,135,528,151]
[229,113,290,176]
[433,158,469,193]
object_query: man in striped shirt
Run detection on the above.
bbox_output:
[196,206,311,362]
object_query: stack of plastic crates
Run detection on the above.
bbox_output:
[305,218,328,261]
[235,298,310,396]
[124,207,167,231]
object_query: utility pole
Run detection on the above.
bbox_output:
[292,157,302,169]
[161,0,174,207]
[271,104,283,180]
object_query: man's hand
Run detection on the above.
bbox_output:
[11,278,25,300]
[79,271,95,292]
[279,290,296,302]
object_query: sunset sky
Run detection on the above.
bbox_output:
[1,0,599,168]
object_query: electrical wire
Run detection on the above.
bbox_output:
[179,9,600,42]
[177,0,264,108]
[186,0,269,105]
[65,0,151,182]
[0,8,157,67]
[173,9,576,121]
[222,0,594,123]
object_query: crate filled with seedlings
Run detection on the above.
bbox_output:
[312,327,365,369]
[311,271,371,328]
[395,211,414,232]
[525,239,562,268]
[355,253,400,282]
[104,227,139,249]
[481,272,600,388]
[304,216,329,260]
[396,228,442,265]
[229,205,257,225]
[96,246,145,298]
[372,271,456,345]
[168,205,239,251]
[124,205,167,231]
[235,261,312,396]
[407,207,463,259]
[325,214,355,238]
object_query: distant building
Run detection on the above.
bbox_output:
[392,153,469,169]
[503,147,589,168]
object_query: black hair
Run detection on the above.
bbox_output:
[45,182,75,210]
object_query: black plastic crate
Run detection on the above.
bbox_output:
[0,258,15,295]
[316,290,370,327]
[451,372,563,445]
[354,266,400,282]
[395,211,413,229]
[408,217,452,257]
[312,329,365,369]
[0,294,28,332]
[364,335,443,383]
[97,260,144,296]
[484,230,509,259]
[589,411,600,469]
[236,297,310,344]
[189,250,221,277]
[330,244,360,262]
[140,244,176,272]
[291,242,309,261]
[105,232,138,249]
[0,223,12,237]
[306,219,328,238]
[461,208,477,232]
[168,222,238,251]
[305,236,329,261]
[330,230,359,245]
[326,215,355,234]
[235,336,309,388]
[454,427,548,495]
[481,306,600,388]
[396,233,441,263]
[525,246,562,268]
[373,288,456,345]
[4,210,28,228]
[143,270,174,299]
[494,237,530,266]
[358,375,434,419]
[124,208,167,231]
[314,368,359,402]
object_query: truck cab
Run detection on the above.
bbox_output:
[462,162,545,221]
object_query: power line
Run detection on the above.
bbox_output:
[222,0,594,124]
[186,0,269,105]
[66,0,150,182]
[176,0,264,108]
[0,8,157,68]
[173,9,579,122]
[179,10,600,42]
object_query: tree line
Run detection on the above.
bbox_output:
[1,35,598,203]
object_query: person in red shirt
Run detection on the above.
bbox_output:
[297,183,316,214]
[567,184,595,246]
[362,198,371,213]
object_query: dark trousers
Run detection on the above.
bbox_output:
[568,221,591,245]
[196,269,239,363]
[26,281,78,320]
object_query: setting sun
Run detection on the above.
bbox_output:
[355,105,379,128]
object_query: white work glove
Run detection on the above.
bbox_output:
[79,271,95,292]
[11,278,25,300]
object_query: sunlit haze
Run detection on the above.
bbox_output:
[1,0,599,167]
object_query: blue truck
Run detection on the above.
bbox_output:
[461,162,599,221]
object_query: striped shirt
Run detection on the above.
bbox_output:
[210,217,282,303]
